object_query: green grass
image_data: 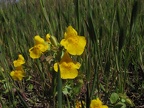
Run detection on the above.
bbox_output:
[0,0,144,107]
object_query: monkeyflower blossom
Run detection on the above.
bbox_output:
[54,51,81,79]
[60,26,86,55]
[45,34,51,43]
[10,55,25,81]
[10,66,25,81]
[90,98,108,108]
[29,35,49,59]
[13,54,25,67]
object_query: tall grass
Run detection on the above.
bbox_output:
[0,0,144,107]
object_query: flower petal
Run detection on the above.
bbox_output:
[54,51,81,79]
[60,62,78,79]
[37,44,48,52]
[64,26,77,38]
[10,70,25,81]
[34,35,45,45]
[29,46,42,59]
[54,63,58,72]
[60,26,86,55]
[102,105,108,108]
[60,51,72,63]
[13,54,25,67]
[46,34,51,43]
[75,62,81,69]
[60,36,86,55]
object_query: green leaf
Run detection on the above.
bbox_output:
[28,84,33,91]
[110,93,119,104]
[114,102,126,108]
[125,98,135,107]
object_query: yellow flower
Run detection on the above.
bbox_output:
[90,98,108,108]
[45,34,51,43]
[29,35,49,59]
[60,26,86,55]
[34,35,49,51]
[10,66,25,81]
[29,44,47,59]
[13,54,25,67]
[54,51,81,79]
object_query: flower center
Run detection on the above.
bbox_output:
[68,37,78,45]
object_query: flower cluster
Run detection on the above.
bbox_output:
[27,26,86,79]
[10,54,25,81]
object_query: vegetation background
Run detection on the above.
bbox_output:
[0,0,144,107]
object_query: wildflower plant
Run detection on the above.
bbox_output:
[10,54,25,81]
[28,26,86,80]
[1,0,142,107]
[8,26,87,107]
[10,26,108,107]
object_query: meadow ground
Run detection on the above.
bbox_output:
[0,0,144,108]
